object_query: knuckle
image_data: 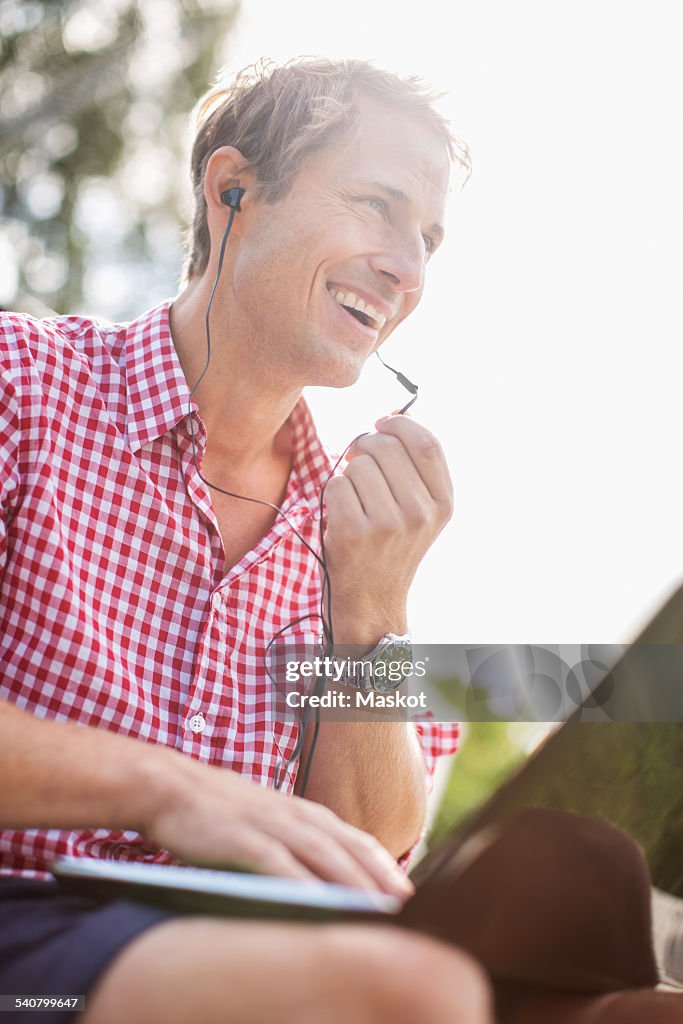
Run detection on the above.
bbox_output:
[346,825,383,854]
[346,453,375,475]
[376,432,404,454]
[438,493,455,522]
[374,514,402,536]
[325,475,346,493]
[298,831,334,861]
[356,519,376,541]
[420,432,442,458]
[346,430,372,456]
[303,800,337,825]
[406,504,432,529]
[231,828,271,859]
[351,435,372,455]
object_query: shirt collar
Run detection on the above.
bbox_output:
[287,396,337,509]
[123,301,336,503]
[124,300,193,453]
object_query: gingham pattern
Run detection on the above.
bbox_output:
[0,302,459,877]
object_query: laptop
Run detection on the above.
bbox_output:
[53,584,683,947]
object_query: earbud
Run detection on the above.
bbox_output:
[220,187,245,211]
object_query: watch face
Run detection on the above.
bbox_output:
[371,642,413,692]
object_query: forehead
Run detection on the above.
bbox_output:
[303,97,450,216]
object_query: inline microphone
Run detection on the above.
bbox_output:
[375,352,419,413]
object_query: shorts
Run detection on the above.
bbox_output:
[0,878,175,1024]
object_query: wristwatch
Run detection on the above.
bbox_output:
[332,633,413,693]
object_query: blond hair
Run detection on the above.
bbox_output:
[184,57,470,280]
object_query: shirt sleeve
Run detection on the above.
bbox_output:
[0,339,21,574]
[414,718,460,781]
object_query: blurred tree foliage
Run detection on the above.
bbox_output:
[0,0,238,317]
[429,722,528,843]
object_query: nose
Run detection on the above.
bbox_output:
[369,232,426,295]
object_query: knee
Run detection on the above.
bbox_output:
[510,808,650,885]
[321,925,493,1024]
[387,932,492,1024]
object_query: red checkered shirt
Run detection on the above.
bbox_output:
[0,301,459,877]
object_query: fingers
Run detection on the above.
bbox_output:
[209,826,320,882]
[246,793,412,898]
[341,416,452,527]
[373,415,453,507]
[324,457,396,527]
[182,772,412,898]
[267,818,408,897]
[347,432,434,522]
[285,799,414,899]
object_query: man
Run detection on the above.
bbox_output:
[0,58,492,1022]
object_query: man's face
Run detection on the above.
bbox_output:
[230,96,450,388]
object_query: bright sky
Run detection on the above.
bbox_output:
[224,0,683,643]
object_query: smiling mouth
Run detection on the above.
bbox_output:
[328,287,387,331]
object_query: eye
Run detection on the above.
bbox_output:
[362,196,388,215]
[422,235,436,260]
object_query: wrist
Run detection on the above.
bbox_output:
[331,605,408,648]
[127,742,189,837]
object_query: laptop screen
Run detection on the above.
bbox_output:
[414,585,683,898]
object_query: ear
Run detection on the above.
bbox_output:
[203,146,256,223]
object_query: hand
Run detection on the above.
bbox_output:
[322,415,454,643]
[145,752,413,900]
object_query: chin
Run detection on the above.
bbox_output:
[300,339,369,389]
[306,370,364,391]
[309,354,368,390]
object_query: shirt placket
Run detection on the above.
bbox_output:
[186,520,320,771]
[180,410,225,569]
[174,405,323,774]
[180,589,231,758]
[174,410,228,756]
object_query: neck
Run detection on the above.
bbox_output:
[170,278,300,468]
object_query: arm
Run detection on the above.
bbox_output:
[300,414,453,859]
[295,712,428,862]
[0,699,411,897]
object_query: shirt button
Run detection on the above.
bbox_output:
[188,713,207,734]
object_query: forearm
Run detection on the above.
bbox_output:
[296,717,427,860]
[0,698,174,833]
[315,412,454,855]
[0,698,412,896]
[296,606,428,860]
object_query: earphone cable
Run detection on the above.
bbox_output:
[187,211,418,796]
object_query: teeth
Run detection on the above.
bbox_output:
[329,288,387,330]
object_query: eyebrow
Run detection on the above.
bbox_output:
[351,178,445,245]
